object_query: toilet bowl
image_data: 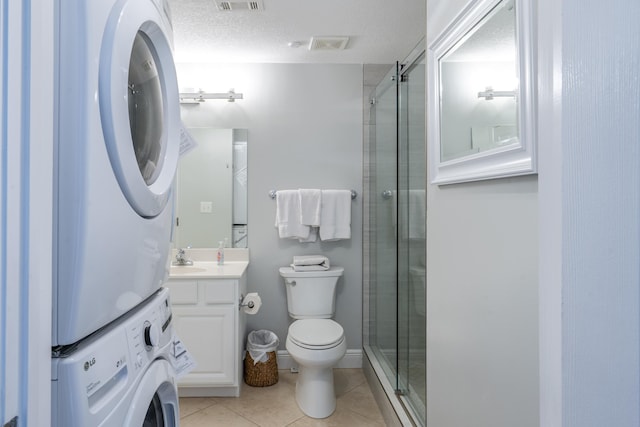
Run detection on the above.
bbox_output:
[286,319,347,418]
[279,266,346,419]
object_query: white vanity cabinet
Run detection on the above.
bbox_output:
[166,273,247,397]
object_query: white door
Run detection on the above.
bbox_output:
[1,0,53,425]
[100,0,180,218]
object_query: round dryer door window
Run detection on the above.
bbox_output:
[128,32,165,186]
[100,0,180,218]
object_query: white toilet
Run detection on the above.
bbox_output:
[279,266,347,419]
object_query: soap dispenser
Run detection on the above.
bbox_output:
[217,241,225,265]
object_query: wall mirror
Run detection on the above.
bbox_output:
[174,128,248,249]
[428,0,535,184]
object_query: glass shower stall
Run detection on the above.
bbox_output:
[364,40,426,426]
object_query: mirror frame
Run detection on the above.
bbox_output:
[428,0,536,185]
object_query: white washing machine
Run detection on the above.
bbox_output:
[52,288,181,427]
[54,0,181,346]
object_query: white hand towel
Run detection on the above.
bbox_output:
[319,189,352,241]
[292,255,330,268]
[299,189,322,226]
[275,190,310,240]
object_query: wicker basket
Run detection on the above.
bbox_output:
[244,351,279,387]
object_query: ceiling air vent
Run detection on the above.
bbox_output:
[215,0,264,11]
[308,36,350,51]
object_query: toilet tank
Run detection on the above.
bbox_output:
[279,267,344,319]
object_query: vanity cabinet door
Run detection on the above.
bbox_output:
[171,305,236,386]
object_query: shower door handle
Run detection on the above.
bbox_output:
[381,190,393,199]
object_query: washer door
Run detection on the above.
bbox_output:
[125,360,179,427]
[100,0,180,218]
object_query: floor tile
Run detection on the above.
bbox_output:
[333,368,367,398]
[178,369,383,427]
[181,404,258,427]
[179,397,219,418]
[336,383,385,424]
[218,372,305,427]
[287,405,384,427]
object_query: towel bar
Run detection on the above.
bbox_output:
[269,189,357,200]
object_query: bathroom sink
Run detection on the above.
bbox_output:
[170,265,207,273]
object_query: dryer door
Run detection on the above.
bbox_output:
[125,360,179,426]
[100,0,180,218]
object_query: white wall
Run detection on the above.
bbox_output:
[176,63,364,352]
[550,0,640,425]
[1,1,53,425]
[426,1,539,426]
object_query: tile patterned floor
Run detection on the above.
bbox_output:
[179,369,386,427]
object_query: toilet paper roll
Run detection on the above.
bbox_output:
[241,293,262,315]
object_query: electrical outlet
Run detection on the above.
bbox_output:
[200,201,213,213]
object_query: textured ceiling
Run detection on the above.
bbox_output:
[168,0,426,64]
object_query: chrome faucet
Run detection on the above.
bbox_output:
[173,246,193,266]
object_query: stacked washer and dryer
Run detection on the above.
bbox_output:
[51,0,185,425]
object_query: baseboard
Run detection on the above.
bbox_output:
[276,349,363,370]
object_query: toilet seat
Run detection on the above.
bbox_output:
[288,319,344,350]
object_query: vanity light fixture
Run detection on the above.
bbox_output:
[477,86,516,100]
[179,89,244,104]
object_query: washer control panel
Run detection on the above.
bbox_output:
[126,289,173,372]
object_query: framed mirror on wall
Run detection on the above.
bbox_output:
[428,0,535,185]
[174,128,248,249]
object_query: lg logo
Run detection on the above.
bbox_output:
[83,357,96,371]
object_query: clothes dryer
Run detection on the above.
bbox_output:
[52,288,181,427]
[54,0,180,346]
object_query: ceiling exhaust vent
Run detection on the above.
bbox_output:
[308,36,350,51]
[215,0,263,11]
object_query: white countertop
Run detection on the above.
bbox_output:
[169,261,249,279]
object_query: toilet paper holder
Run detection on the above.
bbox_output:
[239,293,262,315]
[238,294,256,310]
[239,294,255,310]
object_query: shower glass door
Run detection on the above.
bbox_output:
[397,49,426,425]
[368,63,399,389]
[365,39,426,427]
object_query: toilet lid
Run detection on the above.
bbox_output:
[288,319,344,349]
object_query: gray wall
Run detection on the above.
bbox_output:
[176,63,364,351]
[426,1,539,426]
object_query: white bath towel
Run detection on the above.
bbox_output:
[275,190,310,240]
[319,189,352,241]
[292,255,330,269]
[298,189,322,226]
